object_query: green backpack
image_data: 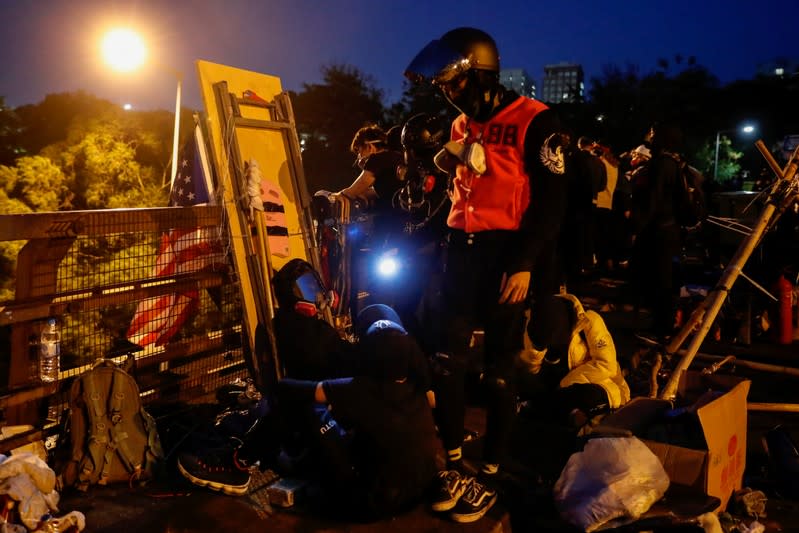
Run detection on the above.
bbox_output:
[57,358,163,491]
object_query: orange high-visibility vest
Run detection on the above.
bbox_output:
[447,96,548,232]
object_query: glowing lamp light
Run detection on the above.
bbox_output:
[101,28,146,72]
[100,28,183,187]
[742,125,755,134]
[377,256,400,278]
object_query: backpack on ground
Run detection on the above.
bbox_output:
[666,152,707,228]
[56,358,164,491]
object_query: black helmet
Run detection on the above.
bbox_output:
[405,28,501,121]
[405,27,499,84]
[401,113,447,161]
[272,258,326,311]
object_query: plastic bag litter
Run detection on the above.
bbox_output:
[554,436,670,532]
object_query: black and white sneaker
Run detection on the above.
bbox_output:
[449,476,497,523]
[430,469,468,512]
[177,449,251,496]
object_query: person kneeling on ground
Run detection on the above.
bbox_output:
[518,293,630,431]
[274,304,439,521]
[177,305,439,522]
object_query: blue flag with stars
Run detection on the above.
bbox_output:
[170,124,215,206]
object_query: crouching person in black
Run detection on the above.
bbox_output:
[177,305,438,517]
[275,304,439,520]
[271,258,358,380]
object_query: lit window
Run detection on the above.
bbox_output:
[775,67,784,76]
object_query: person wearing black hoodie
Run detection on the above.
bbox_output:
[178,301,438,522]
[275,304,439,521]
[631,123,685,340]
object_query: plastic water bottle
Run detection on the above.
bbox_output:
[39,318,60,383]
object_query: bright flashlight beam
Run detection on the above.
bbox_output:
[377,257,399,277]
[101,29,146,72]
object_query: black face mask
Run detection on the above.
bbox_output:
[439,71,495,122]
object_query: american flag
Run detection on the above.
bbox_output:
[126,122,226,347]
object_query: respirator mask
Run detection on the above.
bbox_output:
[434,140,486,176]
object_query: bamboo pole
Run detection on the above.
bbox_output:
[253,210,282,380]
[677,352,799,413]
[210,83,265,386]
[692,352,799,378]
[659,141,799,400]
[748,403,799,413]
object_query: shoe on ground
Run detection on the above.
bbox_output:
[178,450,251,496]
[518,346,548,374]
[430,469,469,512]
[450,476,497,523]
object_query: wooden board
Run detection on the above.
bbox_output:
[196,59,309,271]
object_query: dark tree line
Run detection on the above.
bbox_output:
[2,58,798,208]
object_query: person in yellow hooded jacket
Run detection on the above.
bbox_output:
[518,293,630,427]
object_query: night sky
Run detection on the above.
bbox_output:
[1,0,796,111]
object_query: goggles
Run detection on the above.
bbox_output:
[405,38,472,85]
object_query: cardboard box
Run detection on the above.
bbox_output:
[596,371,750,511]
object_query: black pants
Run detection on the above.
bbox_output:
[632,224,681,337]
[433,230,558,465]
[275,381,355,482]
[594,207,614,268]
[560,209,594,283]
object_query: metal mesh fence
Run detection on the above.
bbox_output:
[0,207,249,418]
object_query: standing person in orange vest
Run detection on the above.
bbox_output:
[405,26,569,523]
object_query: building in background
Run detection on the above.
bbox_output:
[500,68,536,99]
[756,57,799,78]
[540,63,584,104]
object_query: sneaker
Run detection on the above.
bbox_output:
[518,346,547,374]
[430,469,468,512]
[177,449,251,496]
[449,476,497,523]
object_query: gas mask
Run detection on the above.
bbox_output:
[436,70,497,123]
[434,140,487,175]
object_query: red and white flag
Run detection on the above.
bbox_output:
[127,123,225,347]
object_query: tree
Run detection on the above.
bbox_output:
[15,92,123,157]
[385,80,454,129]
[0,189,31,302]
[587,59,720,159]
[695,135,743,184]
[0,97,23,166]
[585,64,647,150]
[0,155,66,211]
[291,64,387,192]
[50,122,166,210]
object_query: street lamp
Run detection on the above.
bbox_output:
[101,28,182,189]
[714,123,756,180]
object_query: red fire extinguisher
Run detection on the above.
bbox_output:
[776,273,794,345]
